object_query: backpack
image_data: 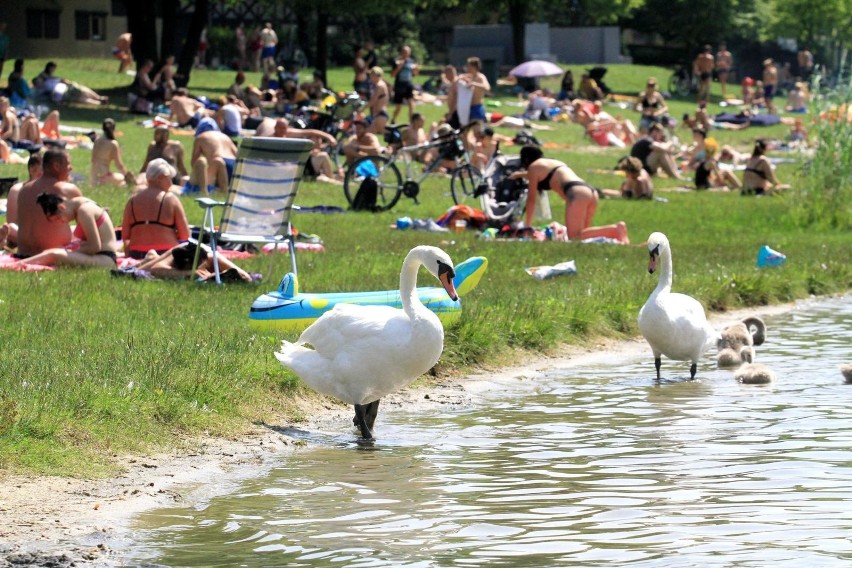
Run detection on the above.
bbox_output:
[352,176,378,211]
[513,130,541,146]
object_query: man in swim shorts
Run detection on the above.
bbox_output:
[187,118,238,194]
[458,56,491,124]
[693,45,714,102]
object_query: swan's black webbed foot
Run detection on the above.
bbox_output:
[689,362,697,380]
[364,399,380,430]
[353,404,374,440]
[654,357,662,380]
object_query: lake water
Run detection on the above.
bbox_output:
[127,296,852,567]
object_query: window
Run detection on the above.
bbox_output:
[75,11,107,41]
[26,9,61,40]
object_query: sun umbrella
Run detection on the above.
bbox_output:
[509,60,563,78]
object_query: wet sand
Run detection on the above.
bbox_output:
[0,302,805,566]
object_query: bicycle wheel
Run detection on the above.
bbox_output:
[450,164,483,206]
[343,155,403,211]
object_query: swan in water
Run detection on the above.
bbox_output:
[276,246,459,439]
[734,362,776,384]
[638,232,717,380]
[716,316,767,368]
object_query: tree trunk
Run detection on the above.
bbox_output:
[508,0,526,64]
[296,10,311,67]
[126,0,159,66]
[159,0,179,62]
[315,8,329,84]
[176,0,209,88]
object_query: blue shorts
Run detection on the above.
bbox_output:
[224,157,235,181]
[222,125,240,138]
[470,103,486,121]
[261,46,276,59]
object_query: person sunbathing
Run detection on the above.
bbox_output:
[91,118,134,187]
[15,193,118,268]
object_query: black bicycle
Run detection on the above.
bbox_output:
[343,124,482,212]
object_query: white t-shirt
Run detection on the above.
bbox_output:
[221,104,242,134]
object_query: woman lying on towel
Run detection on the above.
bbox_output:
[15,194,118,268]
[114,240,258,282]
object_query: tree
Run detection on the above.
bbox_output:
[769,0,851,69]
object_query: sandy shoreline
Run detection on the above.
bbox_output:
[0,301,808,566]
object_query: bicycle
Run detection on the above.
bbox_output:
[668,64,697,97]
[342,123,483,212]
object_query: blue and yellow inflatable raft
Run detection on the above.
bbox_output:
[249,256,488,332]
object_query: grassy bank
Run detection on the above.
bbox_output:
[1,60,849,477]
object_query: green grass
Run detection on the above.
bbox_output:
[1,59,848,477]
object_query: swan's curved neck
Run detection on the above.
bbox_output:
[400,255,423,315]
[656,247,673,293]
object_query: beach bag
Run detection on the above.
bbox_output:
[352,177,378,211]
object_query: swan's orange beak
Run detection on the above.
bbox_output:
[440,271,459,301]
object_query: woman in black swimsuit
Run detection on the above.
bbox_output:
[515,146,629,244]
[741,139,786,195]
[121,159,190,259]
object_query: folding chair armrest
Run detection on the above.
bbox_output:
[195,197,226,209]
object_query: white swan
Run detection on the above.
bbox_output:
[275,246,459,439]
[638,232,717,380]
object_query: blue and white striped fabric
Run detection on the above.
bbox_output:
[218,137,313,242]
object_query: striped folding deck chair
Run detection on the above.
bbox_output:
[192,137,314,284]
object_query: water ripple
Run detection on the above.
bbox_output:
[128,296,852,566]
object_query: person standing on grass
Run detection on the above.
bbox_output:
[762,58,778,114]
[512,145,630,244]
[260,23,278,70]
[14,149,82,258]
[368,66,389,136]
[113,32,133,74]
[715,43,733,98]
[457,56,491,126]
[390,45,418,123]
[693,45,714,102]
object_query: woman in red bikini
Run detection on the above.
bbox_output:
[16,194,118,268]
[514,145,630,244]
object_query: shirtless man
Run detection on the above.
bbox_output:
[762,58,778,114]
[169,88,210,129]
[14,149,82,258]
[140,125,187,184]
[0,154,42,250]
[188,118,238,194]
[693,45,715,102]
[113,32,132,73]
[272,118,342,184]
[343,119,381,166]
[367,66,390,136]
[457,57,491,125]
[715,43,733,98]
[91,118,132,187]
[401,113,435,164]
[259,23,278,69]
